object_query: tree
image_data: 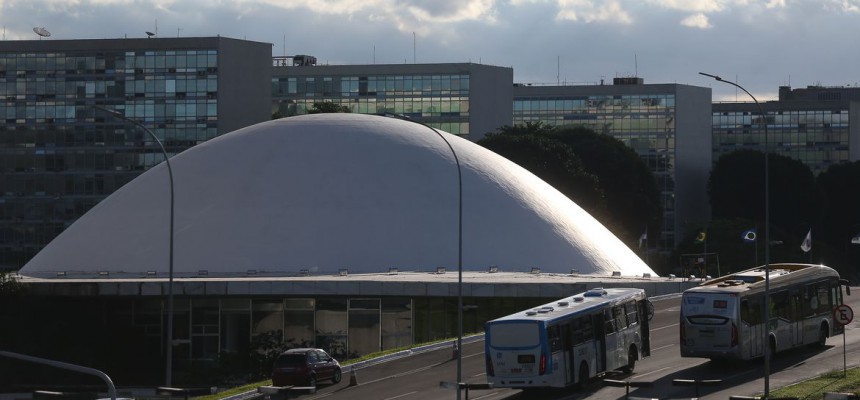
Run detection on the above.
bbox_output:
[478,132,606,216]
[481,123,661,250]
[817,161,860,247]
[551,127,662,246]
[708,150,819,236]
[308,101,351,114]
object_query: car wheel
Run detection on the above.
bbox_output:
[332,368,342,384]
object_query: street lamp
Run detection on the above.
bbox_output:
[698,73,771,398]
[95,106,176,387]
[383,113,464,399]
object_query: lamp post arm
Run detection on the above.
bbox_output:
[94,105,176,387]
[698,73,770,398]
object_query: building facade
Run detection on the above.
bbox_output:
[0,37,272,269]
[713,85,860,175]
[512,78,713,249]
[271,59,513,140]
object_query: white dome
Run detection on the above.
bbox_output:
[21,113,656,277]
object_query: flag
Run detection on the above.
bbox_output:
[852,233,860,245]
[800,229,812,253]
[742,229,756,243]
[638,229,647,249]
[694,231,706,244]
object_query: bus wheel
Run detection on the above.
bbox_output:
[769,336,777,358]
[623,346,637,373]
[817,324,828,347]
[578,361,590,389]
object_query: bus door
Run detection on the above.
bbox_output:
[741,296,764,358]
[790,289,804,345]
[592,312,606,373]
[638,299,651,357]
[603,308,621,370]
[560,323,573,385]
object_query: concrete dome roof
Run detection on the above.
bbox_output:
[21,113,656,278]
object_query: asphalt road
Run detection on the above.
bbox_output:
[289,291,860,400]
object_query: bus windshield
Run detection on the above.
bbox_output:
[489,322,540,348]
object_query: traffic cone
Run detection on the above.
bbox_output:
[349,368,358,386]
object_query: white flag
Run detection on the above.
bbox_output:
[800,229,812,253]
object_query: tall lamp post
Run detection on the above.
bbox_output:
[96,106,176,387]
[385,114,464,399]
[424,126,464,400]
[698,73,771,398]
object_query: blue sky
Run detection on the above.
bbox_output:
[4,0,860,101]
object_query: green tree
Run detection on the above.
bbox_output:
[708,150,819,236]
[478,132,606,216]
[817,161,860,247]
[481,123,661,251]
[308,101,351,114]
[0,271,21,296]
[551,127,662,246]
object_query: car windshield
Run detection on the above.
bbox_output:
[275,354,306,367]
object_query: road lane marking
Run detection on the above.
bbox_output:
[472,391,505,400]
[651,344,675,352]
[631,366,672,378]
[383,391,418,400]
[651,323,679,332]
[472,372,486,377]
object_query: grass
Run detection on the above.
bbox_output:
[192,333,481,400]
[769,367,860,399]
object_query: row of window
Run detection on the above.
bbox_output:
[272,74,470,97]
[0,50,217,71]
[514,95,675,112]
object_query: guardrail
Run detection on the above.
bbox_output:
[0,350,118,400]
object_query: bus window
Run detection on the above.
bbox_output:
[741,296,763,325]
[772,291,789,320]
[625,301,639,326]
[548,325,562,352]
[604,309,617,334]
[817,282,831,314]
[613,306,627,330]
[806,285,818,317]
[571,315,594,345]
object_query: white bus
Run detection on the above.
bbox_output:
[680,263,851,361]
[484,287,652,389]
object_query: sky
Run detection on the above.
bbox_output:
[3,0,860,101]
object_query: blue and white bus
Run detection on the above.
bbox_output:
[485,287,652,389]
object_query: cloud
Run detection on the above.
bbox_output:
[555,0,633,24]
[648,0,725,13]
[680,12,712,28]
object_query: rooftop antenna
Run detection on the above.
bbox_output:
[413,32,416,64]
[634,53,638,77]
[146,31,155,38]
[177,27,182,37]
[33,27,51,40]
[557,56,560,85]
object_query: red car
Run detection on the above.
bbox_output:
[272,348,342,387]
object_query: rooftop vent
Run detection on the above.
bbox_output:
[585,288,607,297]
[613,77,644,85]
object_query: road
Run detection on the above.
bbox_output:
[290,291,860,400]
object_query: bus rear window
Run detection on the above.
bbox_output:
[489,322,540,348]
